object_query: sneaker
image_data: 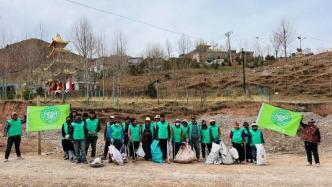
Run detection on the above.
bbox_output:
[305,162,312,166]
[64,157,69,160]
[4,159,8,162]
[17,157,24,160]
[315,163,320,167]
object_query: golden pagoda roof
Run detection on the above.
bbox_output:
[48,34,69,48]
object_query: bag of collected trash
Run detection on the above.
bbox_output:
[151,140,163,163]
[220,142,234,165]
[136,142,145,158]
[256,144,267,165]
[205,142,221,164]
[109,145,124,165]
[174,143,196,164]
[229,147,239,160]
[89,157,104,168]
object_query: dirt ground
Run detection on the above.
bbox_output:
[0,152,332,187]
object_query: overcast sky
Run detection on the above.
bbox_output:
[0,0,331,56]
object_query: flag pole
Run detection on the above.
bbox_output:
[37,95,41,155]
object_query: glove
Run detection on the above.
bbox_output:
[65,135,70,139]
[111,138,114,144]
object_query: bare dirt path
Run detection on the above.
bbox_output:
[1,152,332,187]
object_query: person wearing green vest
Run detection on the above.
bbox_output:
[181,119,189,142]
[122,116,132,150]
[70,115,88,164]
[151,115,160,140]
[142,117,153,160]
[102,116,115,160]
[229,122,245,163]
[172,119,183,159]
[242,122,252,162]
[61,116,75,161]
[156,113,171,163]
[188,116,201,161]
[200,120,212,159]
[85,111,101,159]
[128,118,141,161]
[108,118,124,152]
[249,123,265,164]
[209,119,221,144]
[4,112,26,162]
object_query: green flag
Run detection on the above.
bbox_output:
[256,103,302,137]
[27,104,70,132]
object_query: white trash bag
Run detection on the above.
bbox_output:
[255,144,267,165]
[220,142,234,165]
[229,147,239,160]
[174,144,196,164]
[205,142,221,164]
[109,145,124,165]
[136,142,146,158]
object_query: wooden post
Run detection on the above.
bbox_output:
[37,96,41,155]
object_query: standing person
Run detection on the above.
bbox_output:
[156,113,171,163]
[4,112,26,162]
[181,119,189,142]
[128,119,141,162]
[300,119,321,167]
[242,122,252,162]
[151,115,160,140]
[82,112,89,122]
[85,111,101,159]
[62,116,75,161]
[142,117,153,160]
[108,117,124,162]
[188,116,201,161]
[249,123,265,164]
[122,116,132,153]
[229,122,245,163]
[70,115,88,164]
[200,120,212,159]
[209,119,221,144]
[102,116,115,160]
[172,119,183,159]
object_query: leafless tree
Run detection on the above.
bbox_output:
[275,20,294,61]
[177,34,192,56]
[271,31,281,59]
[165,39,173,59]
[95,34,108,97]
[72,17,97,100]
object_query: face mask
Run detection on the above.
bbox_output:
[175,123,180,126]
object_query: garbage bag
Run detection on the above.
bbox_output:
[151,140,163,163]
[205,142,221,164]
[89,157,104,168]
[229,147,239,160]
[136,142,145,158]
[220,142,234,165]
[255,144,267,165]
[174,143,196,164]
[109,145,124,165]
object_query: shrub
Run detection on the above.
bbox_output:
[22,88,33,100]
[145,82,157,98]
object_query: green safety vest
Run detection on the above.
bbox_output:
[63,123,69,135]
[231,128,243,144]
[172,124,182,143]
[181,125,189,140]
[7,118,22,137]
[157,121,169,139]
[86,118,99,137]
[250,129,262,145]
[201,127,211,143]
[129,124,141,141]
[188,122,201,141]
[111,124,123,140]
[72,122,85,140]
[210,124,219,141]
[241,127,249,143]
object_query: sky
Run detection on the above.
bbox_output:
[0,0,331,56]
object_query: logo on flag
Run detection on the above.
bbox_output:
[271,109,292,127]
[40,107,61,124]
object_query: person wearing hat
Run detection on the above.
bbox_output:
[172,119,184,159]
[85,111,101,159]
[102,115,115,160]
[142,117,153,160]
[152,115,160,140]
[61,116,75,161]
[181,119,189,142]
[209,119,222,144]
[300,118,321,167]
[249,122,265,164]
[156,113,171,163]
[128,118,141,162]
[242,122,252,162]
[188,116,201,161]
[229,122,245,163]
[4,112,26,162]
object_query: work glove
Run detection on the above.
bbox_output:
[111,138,114,144]
[65,135,70,139]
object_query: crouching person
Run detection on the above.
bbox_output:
[249,123,265,164]
[70,115,88,164]
[62,116,75,161]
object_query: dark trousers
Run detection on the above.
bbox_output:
[85,137,97,157]
[232,142,245,162]
[103,140,111,158]
[159,139,168,160]
[304,141,320,164]
[173,142,182,159]
[201,143,212,158]
[5,136,21,159]
[190,139,200,159]
[142,140,152,160]
[251,146,257,161]
[244,143,252,161]
[62,139,75,152]
[129,141,140,159]
[74,139,87,162]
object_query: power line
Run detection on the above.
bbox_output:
[62,0,199,39]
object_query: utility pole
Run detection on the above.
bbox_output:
[297,36,307,51]
[225,31,233,66]
[242,48,246,96]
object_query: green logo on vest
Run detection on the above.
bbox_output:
[271,109,292,126]
[40,107,61,124]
